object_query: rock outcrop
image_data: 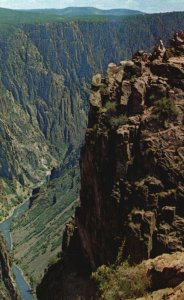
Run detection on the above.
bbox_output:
[1,12,184,217]
[0,233,20,300]
[138,252,184,300]
[76,31,184,269]
[37,32,184,299]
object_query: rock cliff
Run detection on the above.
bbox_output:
[76,31,184,270]
[0,233,20,300]
[37,32,184,299]
[1,11,183,287]
[1,12,184,217]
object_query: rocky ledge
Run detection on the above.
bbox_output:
[138,252,184,299]
[37,32,184,299]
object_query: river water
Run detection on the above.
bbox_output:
[0,172,51,299]
[0,198,36,300]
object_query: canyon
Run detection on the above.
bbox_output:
[37,32,184,299]
[0,8,183,299]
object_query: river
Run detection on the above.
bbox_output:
[0,198,36,300]
[0,171,51,299]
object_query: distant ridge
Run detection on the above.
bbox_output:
[0,6,144,26]
[30,7,145,16]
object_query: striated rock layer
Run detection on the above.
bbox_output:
[37,32,184,299]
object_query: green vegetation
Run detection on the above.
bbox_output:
[104,101,117,114]
[31,7,144,17]
[0,9,183,293]
[99,101,128,129]
[47,254,60,268]
[0,8,113,26]
[109,114,128,128]
[11,151,80,285]
[154,98,178,120]
[0,7,143,30]
[93,262,150,300]
[0,11,183,211]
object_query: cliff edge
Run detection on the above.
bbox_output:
[37,32,184,299]
[76,32,184,268]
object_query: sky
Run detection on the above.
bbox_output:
[0,0,184,13]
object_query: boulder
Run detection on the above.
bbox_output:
[144,252,184,290]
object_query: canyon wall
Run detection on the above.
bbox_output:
[0,12,184,218]
[0,234,20,300]
[37,32,184,299]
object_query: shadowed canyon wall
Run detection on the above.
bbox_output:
[37,31,184,300]
[0,11,184,294]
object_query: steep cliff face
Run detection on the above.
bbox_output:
[0,233,20,300]
[0,12,182,286]
[0,83,56,220]
[77,32,184,269]
[0,12,184,217]
[37,32,184,299]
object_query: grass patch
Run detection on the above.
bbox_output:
[109,114,128,128]
[93,261,150,300]
[154,98,178,120]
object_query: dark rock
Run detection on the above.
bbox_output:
[75,33,184,270]
[37,32,184,299]
[162,206,176,223]
[0,234,20,299]
[151,61,184,80]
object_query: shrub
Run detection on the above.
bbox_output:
[104,101,116,113]
[92,262,150,300]
[47,255,59,268]
[109,114,128,128]
[100,84,109,95]
[154,98,178,120]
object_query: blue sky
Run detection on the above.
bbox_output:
[0,0,184,12]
